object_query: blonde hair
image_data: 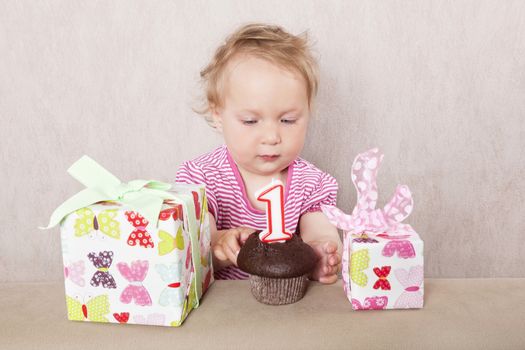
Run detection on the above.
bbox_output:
[195,23,319,126]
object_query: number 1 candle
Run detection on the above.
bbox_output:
[255,179,292,243]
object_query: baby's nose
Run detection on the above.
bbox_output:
[261,125,281,145]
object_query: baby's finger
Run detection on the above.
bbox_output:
[226,232,241,253]
[324,241,337,254]
[239,228,255,244]
[224,245,238,266]
[319,274,338,284]
[328,254,340,266]
[224,235,241,265]
[213,246,228,261]
[324,264,337,276]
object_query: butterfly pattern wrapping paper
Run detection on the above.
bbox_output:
[60,184,214,326]
[321,148,424,310]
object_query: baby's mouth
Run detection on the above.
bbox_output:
[258,155,280,162]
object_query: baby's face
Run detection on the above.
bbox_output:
[212,55,310,178]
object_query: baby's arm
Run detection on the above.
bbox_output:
[209,213,255,270]
[299,211,343,284]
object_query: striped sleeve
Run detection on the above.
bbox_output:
[301,172,338,214]
[175,161,218,219]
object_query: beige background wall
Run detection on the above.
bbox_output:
[1,1,524,282]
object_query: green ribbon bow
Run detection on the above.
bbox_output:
[41,155,177,229]
[42,155,204,305]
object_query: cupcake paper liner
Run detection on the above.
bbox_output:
[249,274,308,305]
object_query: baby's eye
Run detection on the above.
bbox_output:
[242,120,257,125]
[281,119,296,124]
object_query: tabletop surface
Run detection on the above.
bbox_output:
[1,278,525,350]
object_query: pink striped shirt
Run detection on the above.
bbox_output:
[175,144,338,280]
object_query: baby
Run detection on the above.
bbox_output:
[176,23,342,284]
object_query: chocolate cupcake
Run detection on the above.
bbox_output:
[237,231,318,305]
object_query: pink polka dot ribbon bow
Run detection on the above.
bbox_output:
[321,148,414,236]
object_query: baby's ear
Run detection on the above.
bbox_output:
[210,105,223,133]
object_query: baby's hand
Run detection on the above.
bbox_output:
[308,240,341,284]
[212,227,255,267]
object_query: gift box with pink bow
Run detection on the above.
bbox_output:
[322,148,424,310]
[43,156,213,326]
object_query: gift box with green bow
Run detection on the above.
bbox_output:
[43,156,213,327]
